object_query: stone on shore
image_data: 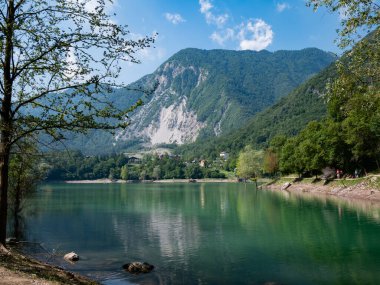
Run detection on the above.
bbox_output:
[122,262,154,274]
[64,252,79,262]
[281,182,291,190]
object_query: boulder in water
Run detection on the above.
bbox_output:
[122,262,154,274]
[5,237,18,245]
[64,252,79,262]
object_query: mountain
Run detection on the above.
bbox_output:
[116,48,336,144]
[60,47,337,154]
[178,63,337,160]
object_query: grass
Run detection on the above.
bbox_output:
[268,173,380,190]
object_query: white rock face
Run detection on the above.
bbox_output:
[115,63,210,146]
[146,98,205,145]
[196,68,208,87]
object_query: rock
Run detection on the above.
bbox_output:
[281,182,291,190]
[0,244,10,255]
[64,252,79,262]
[5,237,18,245]
[122,262,154,274]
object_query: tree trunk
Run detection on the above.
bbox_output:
[0,147,10,245]
[0,0,15,246]
[13,184,21,240]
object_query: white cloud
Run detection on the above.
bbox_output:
[164,13,186,25]
[198,1,273,51]
[199,0,213,13]
[276,2,290,13]
[238,19,274,51]
[210,28,235,46]
[208,13,229,28]
[68,0,118,13]
[199,0,229,28]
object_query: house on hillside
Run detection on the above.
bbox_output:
[220,152,229,161]
[124,153,143,164]
[128,156,141,164]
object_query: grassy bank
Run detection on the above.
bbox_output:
[265,174,380,202]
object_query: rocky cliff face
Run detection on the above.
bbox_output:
[115,48,337,147]
[116,61,208,145]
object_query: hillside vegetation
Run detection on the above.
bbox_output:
[178,63,337,160]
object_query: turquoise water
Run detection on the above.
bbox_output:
[17,183,380,284]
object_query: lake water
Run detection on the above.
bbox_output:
[14,183,380,285]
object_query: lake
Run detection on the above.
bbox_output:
[13,183,380,285]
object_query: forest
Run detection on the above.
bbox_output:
[43,151,227,181]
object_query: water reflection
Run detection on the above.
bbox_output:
[16,183,380,285]
[267,188,380,222]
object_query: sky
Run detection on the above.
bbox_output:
[104,0,344,84]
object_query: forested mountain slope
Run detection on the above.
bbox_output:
[178,63,337,160]
[62,47,336,154]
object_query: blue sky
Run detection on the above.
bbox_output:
[105,0,343,84]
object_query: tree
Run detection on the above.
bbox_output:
[9,139,48,239]
[308,0,380,171]
[185,164,203,179]
[236,146,263,180]
[120,165,129,181]
[262,149,278,176]
[0,0,154,245]
[108,167,118,180]
[152,165,162,180]
[279,137,303,176]
[307,0,379,48]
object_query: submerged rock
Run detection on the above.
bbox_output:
[64,252,79,262]
[122,262,154,274]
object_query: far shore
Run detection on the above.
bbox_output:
[64,178,240,184]
[64,176,380,204]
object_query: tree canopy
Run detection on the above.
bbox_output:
[236,146,263,180]
[307,0,380,48]
[274,1,380,176]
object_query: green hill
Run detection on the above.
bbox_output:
[178,63,337,160]
[50,47,337,155]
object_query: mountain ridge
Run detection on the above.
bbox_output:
[57,47,337,155]
[116,47,337,145]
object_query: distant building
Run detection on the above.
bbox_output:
[127,156,142,164]
[220,152,229,160]
[199,160,207,168]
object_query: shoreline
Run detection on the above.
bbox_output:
[0,246,98,285]
[264,175,380,203]
[64,178,240,184]
[62,176,380,204]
